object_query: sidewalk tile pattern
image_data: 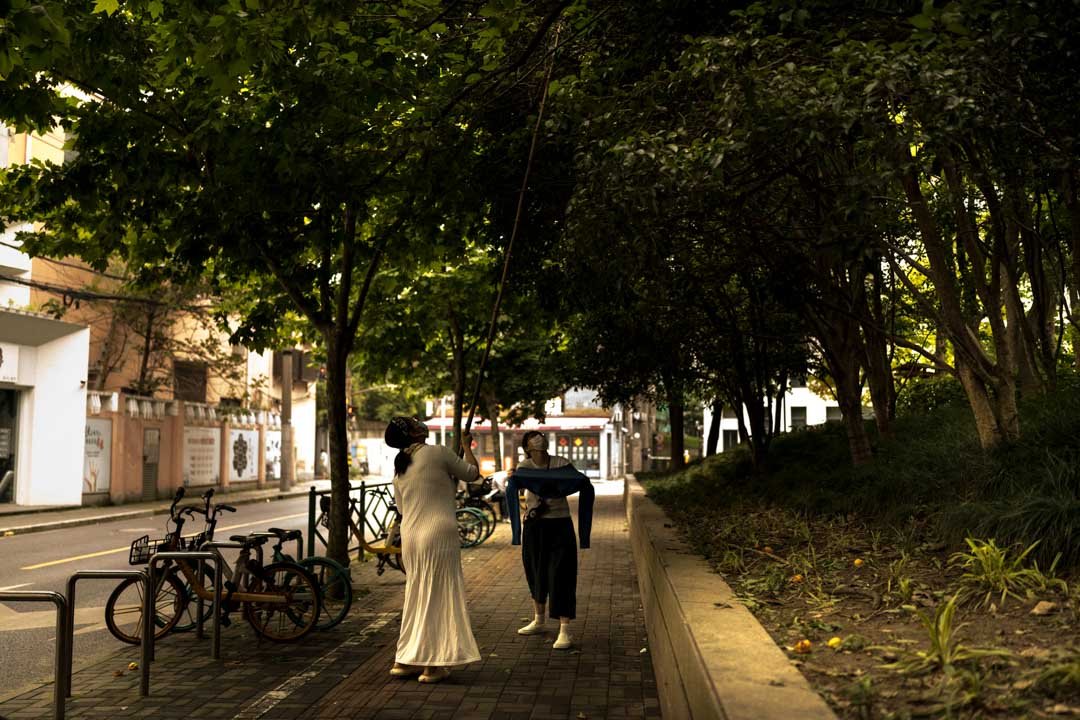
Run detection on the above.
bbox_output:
[0,487,659,720]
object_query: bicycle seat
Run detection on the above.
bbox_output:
[229,534,268,546]
[267,527,303,541]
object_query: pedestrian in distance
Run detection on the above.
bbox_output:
[384,416,483,683]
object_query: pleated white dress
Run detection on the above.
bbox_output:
[393,443,482,667]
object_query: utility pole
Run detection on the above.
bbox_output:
[280,349,294,491]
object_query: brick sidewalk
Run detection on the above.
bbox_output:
[0,483,660,720]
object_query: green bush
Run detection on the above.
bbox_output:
[896,374,967,416]
[645,385,1080,570]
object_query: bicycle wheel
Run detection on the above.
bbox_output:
[299,557,352,630]
[105,572,187,645]
[475,505,498,544]
[470,500,497,542]
[242,562,321,642]
[456,507,485,548]
[173,565,217,633]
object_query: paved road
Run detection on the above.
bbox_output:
[0,495,316,701]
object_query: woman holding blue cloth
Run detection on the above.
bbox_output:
[509,430,594,650]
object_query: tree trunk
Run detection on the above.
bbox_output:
[137,305,158,394]
[449,312,465,449]
[668,394,685,471]
[486,397,503,472]
[835,363,873,466]
[860,263,896,439]
[706,399,722,456]
[955,356,1005,449]
[323,331,352,568]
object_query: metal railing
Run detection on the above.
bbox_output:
[306,481,395,559]
[147,551,224,675]
[64,570,150,698]
[0,591,68,719]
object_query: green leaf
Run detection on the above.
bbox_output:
[93,0,119,15]
[909,14,933,30]
[147,0,163,18]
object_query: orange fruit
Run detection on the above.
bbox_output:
[853,558,864,568]
[793,639,812,654]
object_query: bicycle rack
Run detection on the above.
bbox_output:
[63,570,151,698]
[0,591,68,719]
[307,481,395,560]
[147,550,224,688]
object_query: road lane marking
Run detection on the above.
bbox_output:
[0,583,34,591]
[0,605,108,632]
[19,512,308,571]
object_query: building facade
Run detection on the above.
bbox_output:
[1,123,318,507]
[703,383,846,453]
[1,124,92,506]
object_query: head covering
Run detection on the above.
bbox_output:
[385,417,427,449]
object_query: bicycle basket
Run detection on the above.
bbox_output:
[181,531,208,551]
[128,534,174,565]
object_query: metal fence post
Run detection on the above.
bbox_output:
[0,591,67,720]
[307,485,317,559]
[145,550,224,689]
[63,570,149,698]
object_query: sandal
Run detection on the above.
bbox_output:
[418,667,451,683]
[389,663,422,678]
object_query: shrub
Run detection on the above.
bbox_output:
[896,374,967,416]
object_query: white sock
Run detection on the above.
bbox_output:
[518,614,546,635]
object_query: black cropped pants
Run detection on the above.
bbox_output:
[521,517,578,620]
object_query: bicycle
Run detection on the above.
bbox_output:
[173,488,352,631]
[249,527,353,630]
[318,494,405,576]
[107,488,322,644]
[456,477,498,546]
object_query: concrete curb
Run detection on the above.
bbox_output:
[0,488,313,537]
[624,475,837,720]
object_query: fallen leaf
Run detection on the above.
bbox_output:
[639,647,648,654]
[1032,601,1058,616]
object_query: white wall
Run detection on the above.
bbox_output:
[292,391,316,480]
[14,328,90,505]
[703,386,842,453]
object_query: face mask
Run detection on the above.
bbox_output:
[526,435,547,453]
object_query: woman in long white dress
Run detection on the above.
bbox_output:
[385,417,482,683]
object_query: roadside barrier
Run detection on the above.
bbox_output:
[0,591,68,719]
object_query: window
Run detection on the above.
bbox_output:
[556,433,600,471]
[826,406,842,423]
[790,406,807,430]
[174,360,208,402]
[722,429,740,452]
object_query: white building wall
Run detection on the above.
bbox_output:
[12,328,90,505]
[703,386,843,453]
[292,391,317,480]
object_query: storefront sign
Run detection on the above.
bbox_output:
[265,430,281,482]
[229,428,259,483]
[0,343,19,383]
[83,418,112,492]
[183,426,220,487]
